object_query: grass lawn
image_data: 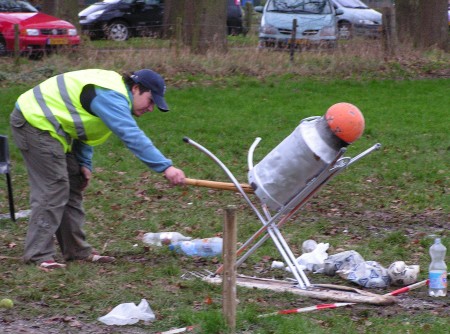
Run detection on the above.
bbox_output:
[0,55,449,333]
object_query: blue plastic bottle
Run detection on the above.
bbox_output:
[169,237,223,257]
[429,238,447,297]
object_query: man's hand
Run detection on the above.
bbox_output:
[163,166,185,186]
[80,166,92,191]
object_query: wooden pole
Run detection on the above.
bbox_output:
[244,2,253,36]
[382,7,396,58]
[185,178,254,194]
[222,205,237,333]
[290,19,297,62]
[14,24,20,65]
[175,16,182,57]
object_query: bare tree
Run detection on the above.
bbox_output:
[416,0,448,50]
[36,0,80,25]
[396,0,448,51]
[164,0,228,54]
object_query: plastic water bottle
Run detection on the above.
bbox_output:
[428,238,447,297]
[142,232,191,246]
[169,237,223,257]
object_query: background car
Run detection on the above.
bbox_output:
[254,0,339,50]
[0,0,80,58]
[332,0,382,39]
[79,0,244,41]
[227,0,244,35]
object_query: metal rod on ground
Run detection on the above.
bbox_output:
[222,205,237,333]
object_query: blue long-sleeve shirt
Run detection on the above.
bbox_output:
[74,86,173,173]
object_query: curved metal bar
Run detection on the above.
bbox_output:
[247,137,261,171]
[183,137,266,224]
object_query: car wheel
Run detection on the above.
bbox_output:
[107,20,130,41]
[338,21,352,40]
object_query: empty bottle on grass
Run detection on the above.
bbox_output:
[169,237,223,257]
[142,232,191,246]
[428,238,447,297]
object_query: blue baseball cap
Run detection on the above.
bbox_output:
[130,69,169,112]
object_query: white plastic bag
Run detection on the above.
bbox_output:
[387,261,420,286]
[98,299,155,325]
[323,250,365,276]
[338,260,390,288]
[292,242,329,271]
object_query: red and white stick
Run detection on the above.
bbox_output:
[257,302,354,318]
[384,279,429,296]
[258,279,430,318]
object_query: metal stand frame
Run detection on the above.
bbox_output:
[183,136,381,289]
[0,135,15,222]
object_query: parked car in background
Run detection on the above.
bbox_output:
[0,0,80,58]
[331,0,382,39]
[254,0,340,50]
[227,0,244,35]
[79,0,244,41]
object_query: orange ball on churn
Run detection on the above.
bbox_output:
[325,102,365,144]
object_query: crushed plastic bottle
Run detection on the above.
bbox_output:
[301,239,318,254]
[429,238,447,297]
[142,232,191,246]
[169,237,223,257]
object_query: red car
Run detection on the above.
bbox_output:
[0,0,80,58]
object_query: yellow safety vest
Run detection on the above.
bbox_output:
[17,69,132,152]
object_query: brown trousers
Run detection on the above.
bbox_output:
[10,108,92,264]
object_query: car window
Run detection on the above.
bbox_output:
[332,0,368,9]
[0,0,38,12]
[267,0,332,14]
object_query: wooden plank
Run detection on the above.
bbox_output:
[206,275,396,306]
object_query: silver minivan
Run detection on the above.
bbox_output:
[254,0,341,49]
[332,0,382,39]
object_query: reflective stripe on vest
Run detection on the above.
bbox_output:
[56,74,87,141]
[17,70,131,152]
[33,83,72,145]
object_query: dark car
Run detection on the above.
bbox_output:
[79,0,243,41]
[227,0,244,35]
[0,0,80,58]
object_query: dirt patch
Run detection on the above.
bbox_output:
[0,315,152,334]
[1,292,448,334]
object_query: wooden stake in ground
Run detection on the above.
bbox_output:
[222,205,237,333]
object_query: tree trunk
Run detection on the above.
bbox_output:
[39,0,57,16]
[416,0,448,50]
[36,0,79,26]
[396,0,448,50]
[395,0,418,45]
[164,0,227,54]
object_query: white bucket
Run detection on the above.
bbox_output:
[248,117,345,211]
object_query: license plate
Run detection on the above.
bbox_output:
[295,39,310,45]
[48,38,69,45]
